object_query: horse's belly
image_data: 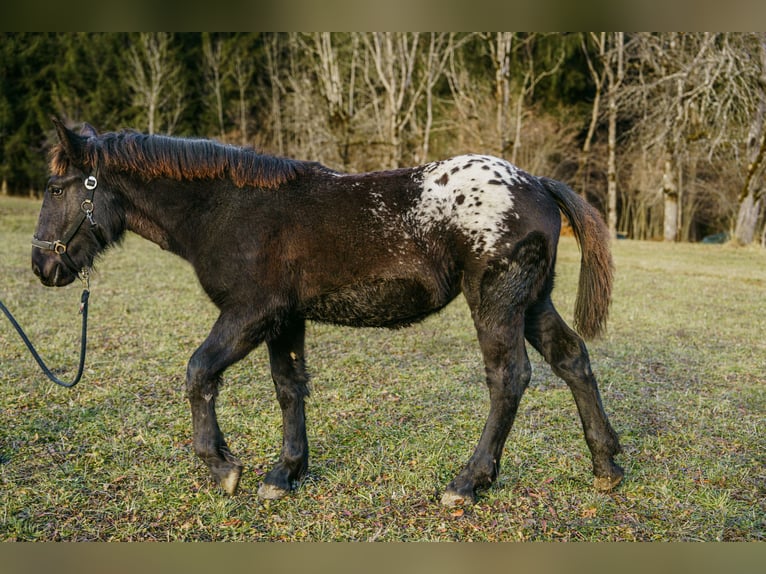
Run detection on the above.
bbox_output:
[301,277,456,328]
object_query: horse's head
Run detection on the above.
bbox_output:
[32,119,110,287]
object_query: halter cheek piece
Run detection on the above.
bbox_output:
[31,172,99,274]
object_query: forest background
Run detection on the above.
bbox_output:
[1,32,765,245]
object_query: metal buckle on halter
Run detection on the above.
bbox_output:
[84,175,98,190]
[53,240,67,255]
[81,199,96,226]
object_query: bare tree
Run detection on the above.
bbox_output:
[230,43,254,147]
[583,32,626,239]
[505,34,566,166]
[630,33,710,241]
[604,33,625,239]
[264,33,285,155]
[280,33,328,163]
[488,32,515,156]
[306,32,360,167]
[578,33,607,198]
[444,39,489,153]
[445,32,567,168]
[418,33,460,162]
[734,34,766,245]
[202,33,227,138]
[125,33,185,135]
[360,32,423,168]
[312,33,355,129]
[625,33,761,241]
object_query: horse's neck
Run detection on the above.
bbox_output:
[121,179,195,255]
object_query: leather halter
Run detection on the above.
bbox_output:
[31,173,98,272]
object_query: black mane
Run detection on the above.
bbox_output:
[52,130,311,189]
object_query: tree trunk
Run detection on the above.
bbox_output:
[491,33,513,156]
[662,161,679,242]
[420,33,453,162]
[265,35,283,154]
[203,34,226,138]
[233,53,253,147]
[579,33,606,198]
[734,193,764,244]
[607,92,618,238]
[511,86,525,165]
[734,35,766,245]
[605,33,624,239]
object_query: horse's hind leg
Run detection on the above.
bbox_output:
[186,312,260,495]
[258,317,310,500]
[442,235,549,506]
[441,310,531,506]
[524,297,623,491]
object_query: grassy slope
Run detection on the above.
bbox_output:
[1,195,764,541]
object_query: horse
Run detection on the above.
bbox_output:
[31,118,623,506]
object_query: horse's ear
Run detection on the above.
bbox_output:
[80,122,98,138]
[52,117,88,165]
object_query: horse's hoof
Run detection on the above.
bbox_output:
[440,489,475,507]
[594,473,623,492]
[219,466,242,496]
[258,482,290,500]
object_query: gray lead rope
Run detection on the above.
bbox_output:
[0,269,91,388]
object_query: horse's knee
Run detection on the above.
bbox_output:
[547,335,592,381]
[186,353,219,398]
[186,354,204,385]
[485,346,531,394]
[554,356,590,385]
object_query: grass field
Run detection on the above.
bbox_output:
[1,194,764,541]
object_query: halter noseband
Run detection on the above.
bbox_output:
[31,172,99,272]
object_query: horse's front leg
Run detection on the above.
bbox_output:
[186,312,259,495]
[258,318,310,500]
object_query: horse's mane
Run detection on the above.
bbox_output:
[50,130,309,189]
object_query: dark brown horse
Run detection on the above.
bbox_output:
[31,119,623,506]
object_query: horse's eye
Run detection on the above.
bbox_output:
[49,186,63,197]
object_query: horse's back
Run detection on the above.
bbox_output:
[287,155,561,328]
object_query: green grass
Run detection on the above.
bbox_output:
[1,195,764,541]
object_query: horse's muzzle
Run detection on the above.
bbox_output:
[32,250,77,287]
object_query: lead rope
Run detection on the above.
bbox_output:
[0,268,91,388]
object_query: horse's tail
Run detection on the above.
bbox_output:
[539,177,613,340]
